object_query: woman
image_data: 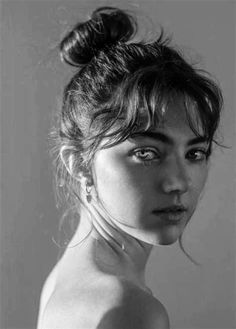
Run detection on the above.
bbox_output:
[37,7,223,329]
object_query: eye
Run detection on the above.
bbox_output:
[133,148,160,162]
[186,148,208,162]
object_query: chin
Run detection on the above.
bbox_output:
[134,233,178,247]
[151,236,179,246]
[143,227,183,246]
[157,237,179,246]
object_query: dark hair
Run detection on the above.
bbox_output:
[50,7,223,262]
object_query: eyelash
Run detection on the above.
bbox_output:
[132,147,209,164]
[186,148,209,161]
[132,148,160,162]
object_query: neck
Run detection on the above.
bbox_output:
[63,204,153,290]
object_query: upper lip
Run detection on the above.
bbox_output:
[153,205,187,213]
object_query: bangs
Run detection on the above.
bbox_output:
[89,65,222,152]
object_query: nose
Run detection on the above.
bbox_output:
[161,157,190,195]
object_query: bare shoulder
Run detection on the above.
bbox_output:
[98,278,170,329]
[39,276,169,329]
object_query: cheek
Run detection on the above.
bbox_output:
[93,154,149,219]
[190,164,209,199]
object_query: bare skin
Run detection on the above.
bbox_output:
[37,96,209,328]
[37,212,164,329]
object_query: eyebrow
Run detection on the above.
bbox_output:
[130,131,209,146]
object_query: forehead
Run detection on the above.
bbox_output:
[138,94,204,137]
[98,94,205,150]
[161,96,198,125]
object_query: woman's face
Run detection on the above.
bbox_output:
[92,96,209,246]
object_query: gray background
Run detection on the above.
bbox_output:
[1,1,235,328]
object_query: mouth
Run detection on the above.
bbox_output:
[152,205,187,224]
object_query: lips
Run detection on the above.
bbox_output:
[152,205,187,223]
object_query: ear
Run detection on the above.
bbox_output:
[60,145,79,180]
[59,146,92,184]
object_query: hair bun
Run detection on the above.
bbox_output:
[60,7,137,66]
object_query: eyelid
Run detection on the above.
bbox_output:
[188,147,209,153]
[131,146,161,160]
[131,146,160,154]
[187,142,208,149]
[186,148,209,160]
[189,146,206,150]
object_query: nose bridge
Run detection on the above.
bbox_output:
[162,155,189,194]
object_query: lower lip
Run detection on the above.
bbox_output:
[153,211,186,224]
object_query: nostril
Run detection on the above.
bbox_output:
[161,176,189,194]
[160,159,190,194]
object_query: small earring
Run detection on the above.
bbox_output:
[86,183,92,203]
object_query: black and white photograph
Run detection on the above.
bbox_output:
[1,1,235,329]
